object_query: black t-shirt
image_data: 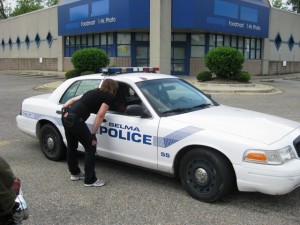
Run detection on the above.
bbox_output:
[70,89,113,121]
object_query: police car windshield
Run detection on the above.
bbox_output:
[137,78,216,116]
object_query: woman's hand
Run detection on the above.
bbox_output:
[91,133,97,146]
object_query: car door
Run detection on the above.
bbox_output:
[95,82,160,170]
[58,78,102,144]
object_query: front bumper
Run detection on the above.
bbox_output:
[234,159,300,195]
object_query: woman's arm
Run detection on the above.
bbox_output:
[63,95,82,108]
[91,103,110,135]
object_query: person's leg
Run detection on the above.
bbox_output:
[63,117,80,176]
[72,120,97,184]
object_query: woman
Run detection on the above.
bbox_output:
[0,157,17,225]
[62,79,119,187]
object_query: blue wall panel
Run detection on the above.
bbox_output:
[58,0,150,36]
[172,0,269,38]
[59,0,269,38]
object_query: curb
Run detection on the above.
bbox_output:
[187,81,282,95]
[34,81,64,91]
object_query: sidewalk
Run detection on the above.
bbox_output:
[2,69,300,94]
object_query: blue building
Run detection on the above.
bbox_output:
[0,0,299,76]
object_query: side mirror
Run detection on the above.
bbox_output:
[125,105,151,118]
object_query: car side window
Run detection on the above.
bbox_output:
[59,79,101,104]
[110,82,149,116]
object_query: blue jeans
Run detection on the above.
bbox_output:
[62,113,97,184]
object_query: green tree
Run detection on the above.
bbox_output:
[44,0,59,7]
[272,0,283,8]
[0,0,13,19]
[71,48,110,73]
[204,47,245,80]
[286,0,300,13]
[10,0,43,17]
[1,0,59,18]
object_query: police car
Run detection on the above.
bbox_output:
[16,67,300,202]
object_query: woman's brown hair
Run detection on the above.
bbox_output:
[99,78,119,96]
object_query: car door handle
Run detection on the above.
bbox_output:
[56,110,62,114]
[103,119,107,122]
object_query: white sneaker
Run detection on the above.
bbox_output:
[70,172,85,181]
[84,179,105,187]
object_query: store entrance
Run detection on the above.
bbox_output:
[171,46,188,75]
[171,33,189,76]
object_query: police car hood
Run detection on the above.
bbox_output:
[170,105,300,145]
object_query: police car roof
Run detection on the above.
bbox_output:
[77,72,176,83]
[109,72,175,83]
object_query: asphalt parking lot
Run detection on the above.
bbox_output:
[0,73,299,225]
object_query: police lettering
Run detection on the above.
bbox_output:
[108,122,140,132]
[100,127,152,145]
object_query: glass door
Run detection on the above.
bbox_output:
[171,47,186,75]
[136,46,149,67]
[171,34,189,75]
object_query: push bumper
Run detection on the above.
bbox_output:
[234,160,300,195]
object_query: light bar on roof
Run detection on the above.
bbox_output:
[99,67,159,74]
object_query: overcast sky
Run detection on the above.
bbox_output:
[5,0,16,9]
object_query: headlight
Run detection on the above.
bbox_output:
[243,146,295,165]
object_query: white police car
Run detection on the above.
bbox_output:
[16,67,300,202]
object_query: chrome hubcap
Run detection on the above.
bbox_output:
[195,168,208,184]
[47,137,54,150]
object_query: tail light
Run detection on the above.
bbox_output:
[13,178,21,195]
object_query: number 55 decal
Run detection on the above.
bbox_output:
[161,152,170,158]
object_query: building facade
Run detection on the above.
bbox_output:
[0,0,299,76]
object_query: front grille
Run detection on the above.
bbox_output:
[293,136,300,158]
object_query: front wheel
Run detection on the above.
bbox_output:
[179,148,234,203]
[39,124,66,161]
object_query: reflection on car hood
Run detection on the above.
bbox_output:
[171,105,300,145]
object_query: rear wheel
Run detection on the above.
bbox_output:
[179,148,234,203]
[39,124,66,161]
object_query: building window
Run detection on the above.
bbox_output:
[250,38,256,59]
[81,35,87,47]
[172,34,186,42]
[135,33,150,67]
[16,37,21,49]
[88,34,93,47]
[117,33,131,57]
[244,38,250,59]
[231,36,237,48]
[288,35,294,51]
[64,33,114,57]
[94,34,100,46]
[46,32,53,47]
[274,33,282,50]
[136,33,149,42]
[76,36,81,50]
[216,34,223,47]
[224,35,230,47]
[35,34,41,48]
[191,34,205,58]
[209,34,216,51]
[207,33,261,60]
[238,36,244,55]
[100,33,113,56]
[8,38,12,49]
[256,39,261,59]
[25,35,30,49]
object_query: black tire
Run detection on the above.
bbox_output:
[179,148,234,203]
[39,124,66,161]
